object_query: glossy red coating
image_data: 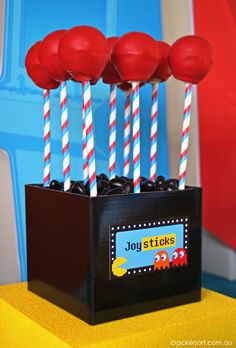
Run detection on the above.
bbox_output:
[25,41,59,89]
[58,26,109,82]
[111,32,161,82]
[102,37,121,84]
[39,30,71,82]
[168,35,214,84]
[150,41,171,83]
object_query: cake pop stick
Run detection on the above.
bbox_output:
[149,41,171,182]
[132,82,141,192]
[83,81,97,196]
[60,81,71,191]
[109,84,117,179]
[58,26,109,196]
[43,89,51,186]
[178,83,192,189]
[123,89,131,177]
[81,83,89,186]
[149,82,158,182]
[25,41,59,187]
[169,35,214,189]
[101,37,120,179]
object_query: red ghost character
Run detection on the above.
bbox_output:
[154,250,170,270]
[172,248,187,267]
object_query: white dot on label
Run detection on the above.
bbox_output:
[123,226,125,229]
[180,219,183,222]
[139,224,142,227]
[128,225,131,228]
[112,239,114,242]
[134,225,136,228]
[133,270,136,274]
[185,224,188,227]
[111,227,114,230]
[162,221,165,224]
[185,229,188,232]
[167,220,170,224]
[148,223,151,226]
[112,251,114,254]
[144,223,146,227]
[149,268,152,271]
[172,220,174,223]
[117,227,120,230]
[128,271,130,274]
[185,246,188,249]
[185,235,188,238]
[111,233,114,237]
[176,219,179,223]
[139,270,141,272]
[112,245,114,248]
[158,222,160,225]
[185,218,188,221]
[112,258,114,260]
[185,241,187,244]
[144,269,146,272]
[153,222,156,225]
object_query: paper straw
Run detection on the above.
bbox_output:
[81,84,89,185]
[178,83,193,190]
[123,90,131,177]
[60,81,71,191]
[132,82,141,193]
[43,89,51,187]
[109,84,117,179]
[83,81,97,197]
[150,82,158,182]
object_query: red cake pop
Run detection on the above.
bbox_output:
[150,41,171,83]
[58,25,109,82]
[25,41,59,89]
[112,32,160,82]
[101,37,121,84]
[38,30,71,82]
[168,35,214,84]
[168,35,214,190]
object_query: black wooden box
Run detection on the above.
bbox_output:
[26,185,202,325]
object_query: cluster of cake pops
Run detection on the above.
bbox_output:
[25,26,214,197]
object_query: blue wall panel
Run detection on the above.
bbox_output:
[0,0,168,281]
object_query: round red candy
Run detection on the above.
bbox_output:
[101,37,121,84]
[150,41,171,82]
[38,30,71,82]
[112,32,161,82]
[168,35,214,84]
[58,26,109,82]
[25,41,59,89]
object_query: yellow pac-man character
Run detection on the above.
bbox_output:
[112,257,127,277]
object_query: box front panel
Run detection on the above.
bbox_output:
[92,188,202,322]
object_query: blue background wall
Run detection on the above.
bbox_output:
[0,0,169,280]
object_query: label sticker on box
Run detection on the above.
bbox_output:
[110,218,189,278]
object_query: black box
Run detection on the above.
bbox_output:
[26,185,202,325]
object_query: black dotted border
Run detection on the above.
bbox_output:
[110,217,189,278]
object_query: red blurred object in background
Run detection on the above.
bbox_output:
[38,30,71,82]
[25,41,59,89]
[193,0,236,250]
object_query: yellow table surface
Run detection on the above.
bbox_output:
[0,283,235,348]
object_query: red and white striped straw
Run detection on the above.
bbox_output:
[81,84,89,185]
[123,90,131,177]
[109,84,117,179]
[43,89,51,186]
[83,81,97,197]
[60,81,71,191]
[178,83,193,190]
[132,82,141,193]
[150,82,158,182]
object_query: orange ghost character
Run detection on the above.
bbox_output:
[154,250,170,270]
